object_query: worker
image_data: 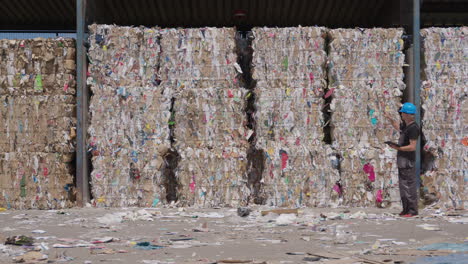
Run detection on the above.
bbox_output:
[384,102,420,217]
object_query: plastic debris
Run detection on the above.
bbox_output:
[275,213,297,225]
[417,224,441,231]
[217,260,253,263]
[134,242,164,250]
[286,252,306,255]
[302,257,321,262]
[12,251,48,263]
[31,230,46,234]
[412,253,468,264]
[90,237,115,244]
[96,209,157,225]
[90,247,128,255]
[349,211,368,219]
[418,243,468,252]
[5,236,34,246]
[237,207,251,217]
[96,213,125,225]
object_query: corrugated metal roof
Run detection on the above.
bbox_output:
[422,0,468,26]
[0,0,466,31]
[87,0,391,28]
[0,0,76,31]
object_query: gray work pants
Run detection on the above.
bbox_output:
[398,167,418,215]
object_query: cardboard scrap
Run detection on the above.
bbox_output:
[217,261,254,264]
[393,249,455,256]
[261,208,299,216]
[13,251,47,263]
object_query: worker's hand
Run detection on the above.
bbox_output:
[383,111,391,120]
[389,144,400,150]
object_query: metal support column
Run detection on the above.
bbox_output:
[413,0,421,189]
[76,0,90,206]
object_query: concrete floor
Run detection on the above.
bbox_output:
[0,205,467,264]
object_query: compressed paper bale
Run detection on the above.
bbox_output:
[88,88,171,207]
[420,27,467,209]
[327,28,406,206]
[88,25,145,88]
[90,153,166,207]
[0,38,76,209]
[176,147,249,207]
[173,87,249,150]
[328,28,404,51]
[159,27,249,207]
[261,144,340,207]
[141,28,161,87]
[338,174,398,207]
[252,27,327,92]
[253,27,327,149]
[251,27,339,206]
[160,28,247,148]
[0,152,74,209]
[88,25,171,207]
[0,39,76,95]
[338,147,400,205]
[159,27,239,95]
[252,27,327,146]
[255,93,325,148]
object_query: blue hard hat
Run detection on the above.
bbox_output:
[399,102,417,114]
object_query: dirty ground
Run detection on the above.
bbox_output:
[0,206,467,264]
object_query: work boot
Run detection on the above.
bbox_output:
[402,213,418,218]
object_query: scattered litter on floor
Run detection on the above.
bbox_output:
[411,253,468,264]
[418,243,468,252]
[134,242,164,250]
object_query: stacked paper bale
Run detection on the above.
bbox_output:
[421,27,467,209]
[160,28,249,207]
[0,38,76,209]
[252,27,340,207]
[328,28,405,206]
[88,25,172,207]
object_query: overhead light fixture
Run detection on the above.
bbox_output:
[233,9,247,19]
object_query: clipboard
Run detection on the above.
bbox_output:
[384,141,400,147]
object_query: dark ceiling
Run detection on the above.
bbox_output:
[0,0,466,31]
[0,0,76,31]
[87,0,392,28]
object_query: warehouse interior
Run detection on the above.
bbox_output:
[0,0,466,208]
